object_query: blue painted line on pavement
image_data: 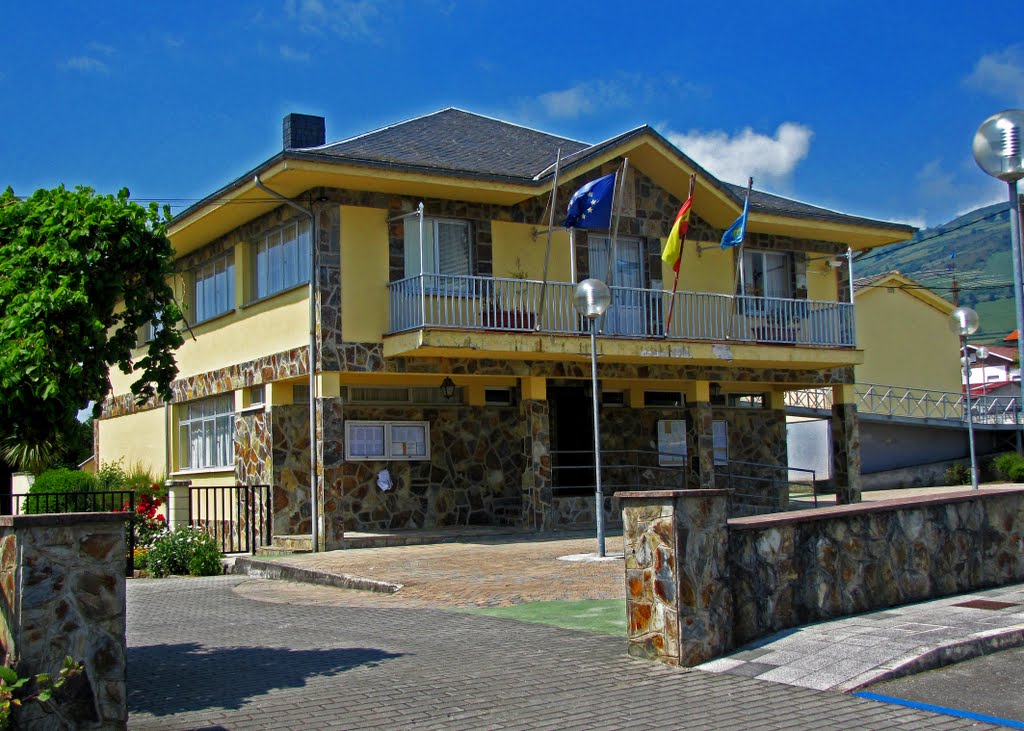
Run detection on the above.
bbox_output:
[854,691,1024,729]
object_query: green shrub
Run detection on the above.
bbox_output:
[1008,461,1024,483]
[147,528,223,578]
[96,459,162,498]
[24,469,97,514]
[944,463,971,485]
[990,452,1024,482]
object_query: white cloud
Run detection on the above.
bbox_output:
[280,45,311,62]
[285,0,381,39]
[665,123,813,187]
[86,41,116,56]
[61,56,109,74]
[964,45,1024,103]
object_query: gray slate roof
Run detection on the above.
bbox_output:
[306,108,590,179]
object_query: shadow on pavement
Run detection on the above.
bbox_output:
[128,642,404,716]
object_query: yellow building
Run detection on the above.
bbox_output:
[854,271,961,393]
[97,109,914,548]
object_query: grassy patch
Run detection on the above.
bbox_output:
[458,599,625,635]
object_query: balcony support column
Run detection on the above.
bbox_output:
[831,383,862,504]
[685,382,715,491]
[520,378,552,530]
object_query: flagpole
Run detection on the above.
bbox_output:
[537,148,562,331]
[665,173,696,336]
[570,228,577,282]
[738,177,752,298]
[603,158,630,288]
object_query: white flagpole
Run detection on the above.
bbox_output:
[570,228,577,282]
[603,158,630,287]
[537,148,562,331]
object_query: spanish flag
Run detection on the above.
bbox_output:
[660,196,693,273]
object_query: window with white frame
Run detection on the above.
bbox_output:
[138,310,164,344]
[345,421,430,461]
[712,420,729,465]
[403,217,471,278]
[743,249,793,299]
[254,219,311,300]
[177,395,234,470]
[657,419,687,466]
[193,255,235,323]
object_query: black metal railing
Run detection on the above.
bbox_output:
[14,490,138,575]
[188,484,273,555]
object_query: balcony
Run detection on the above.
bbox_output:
[387,274,855,348]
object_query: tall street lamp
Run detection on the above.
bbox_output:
[973,110,1024,441]
[949,306,981,490]
[574,278,611,557]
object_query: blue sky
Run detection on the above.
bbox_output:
[2,1,1023,229]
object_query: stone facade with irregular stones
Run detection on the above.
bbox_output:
[621,486,1024,667]
[0,513,129,729]
[234,410,273,486]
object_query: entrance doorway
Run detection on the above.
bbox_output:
[549,385,595,495]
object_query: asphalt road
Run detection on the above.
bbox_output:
[126,575,1003,730]
[865,646,1024,726]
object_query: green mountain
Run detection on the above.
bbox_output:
[855,202,1018,344]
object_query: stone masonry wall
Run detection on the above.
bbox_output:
[0,513,129,729]
[728,487,1024,646]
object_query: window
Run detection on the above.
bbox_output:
[645,391,685,407]
[657,420,687,466]
[727,393,765,409]
[713,420,729,465]
[743,249,793,299]
[193,255,235,323]
[247,385,264,406]
[404,217,471,278]
[345,421,430,461]
[139,310,164,344]
[177,395,234,470]
[254,219,311,300]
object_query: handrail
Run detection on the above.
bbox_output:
[785,383,1022,425]
[388,274,855,347]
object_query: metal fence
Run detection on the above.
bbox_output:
[13,490,138,575]
[188,484,273,555]
[388,274,855,347]
[786,383,1023,425]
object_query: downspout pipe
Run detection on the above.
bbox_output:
[254,175,320,552]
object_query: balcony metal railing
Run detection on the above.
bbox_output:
[388,274,855,347]
[786,383,1023,425]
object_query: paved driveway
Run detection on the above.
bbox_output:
[127,575,999,730]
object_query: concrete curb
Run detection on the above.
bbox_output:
[230,556,403,594]
[836,624,1024,692]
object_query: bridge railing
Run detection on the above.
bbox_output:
[785,383,1022,425]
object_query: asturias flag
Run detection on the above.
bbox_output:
[660,196,693,273]
[720,193,749,249]
[564,173,616,229]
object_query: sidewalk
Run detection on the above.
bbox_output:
[231,523,1024,694]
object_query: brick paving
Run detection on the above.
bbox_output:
[128,562,1003,729]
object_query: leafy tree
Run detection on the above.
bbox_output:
[0,186,183,456]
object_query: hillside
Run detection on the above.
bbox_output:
[855,202,1017,344]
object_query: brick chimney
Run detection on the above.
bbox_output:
[282,113,325,150]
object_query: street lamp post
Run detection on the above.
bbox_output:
[973,110,1024,440]
[574,279,612,557]
[950,306,981,490]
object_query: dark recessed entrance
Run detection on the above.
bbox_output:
[549,384,595,496]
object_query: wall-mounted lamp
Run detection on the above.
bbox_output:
[440,377,456,400]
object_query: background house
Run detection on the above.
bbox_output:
[97,109,914,548]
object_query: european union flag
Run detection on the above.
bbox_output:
[564,173,616,229]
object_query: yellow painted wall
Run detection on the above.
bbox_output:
[341,205,390,343]
[855,288,961,392]
[492,222,572,283]
[110,287,309,395]
[96,408,167,477]
[807,261,840,302]
[667,240,735,295]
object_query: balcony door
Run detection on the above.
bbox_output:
[589,236,647,335]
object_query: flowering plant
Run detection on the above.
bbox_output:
[125,489,168,548]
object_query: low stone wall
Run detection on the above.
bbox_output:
[729,487,1024,645]
[0,513,129,730]
[619,487,1024,666]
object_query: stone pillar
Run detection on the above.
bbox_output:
[685,384,715,490]
[619,489,732,667]
[0,513,129,729]
[831,384,862,504]
[520,397,552,530]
